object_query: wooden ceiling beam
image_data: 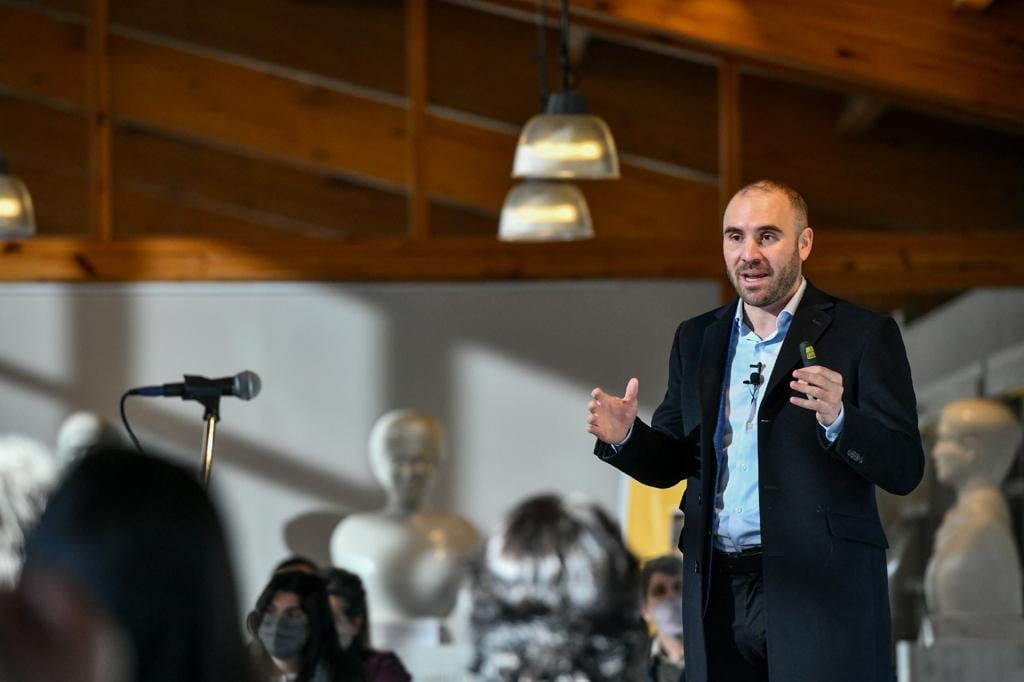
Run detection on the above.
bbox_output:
[477,0,1024,127]
[1,231,1022,291]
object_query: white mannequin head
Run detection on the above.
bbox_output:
[56,412,121,464]
[932,398,1022,493]
[368,409,445,514]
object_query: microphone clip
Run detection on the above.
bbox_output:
[742,362,764,387]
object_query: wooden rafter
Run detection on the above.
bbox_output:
[0,0,1020,302]
[406,0,430,238]
[1,231,1023,293]
[477,0,1024,128]
[87,0,112,240]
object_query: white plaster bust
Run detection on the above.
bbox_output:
[329,410,480,623]
[923,398,1024,640]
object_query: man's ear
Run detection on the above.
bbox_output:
[799,227,814,260]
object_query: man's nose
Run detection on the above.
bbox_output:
[741,237,763,262]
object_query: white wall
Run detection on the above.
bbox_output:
[901,289,1024,422]
[0,280,718,610]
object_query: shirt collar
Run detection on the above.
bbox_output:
[734,276,807,336]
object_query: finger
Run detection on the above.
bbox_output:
[789,395,823,412]
[790,380,827,399]
[793,366,843,386]
[792,372,842,393]
[588,399,599,412]
[623,377,639,403]
[591,387,604,400]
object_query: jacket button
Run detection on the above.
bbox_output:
[697,493,702,505]
[694,560,700,574]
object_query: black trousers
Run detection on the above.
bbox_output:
[705,548,769,682]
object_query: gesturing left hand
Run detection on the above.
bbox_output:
[790,366,843,427]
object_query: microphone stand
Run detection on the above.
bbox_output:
[198,395,220,488]
[192,385,224,485]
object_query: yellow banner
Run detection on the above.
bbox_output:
[623,476,687,562]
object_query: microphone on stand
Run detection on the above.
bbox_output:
[128,371,261,401]
[120,371,261,485]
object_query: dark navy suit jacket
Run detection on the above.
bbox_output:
[597,282,924,682]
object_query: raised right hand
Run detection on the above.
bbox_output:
[586,377,639,445]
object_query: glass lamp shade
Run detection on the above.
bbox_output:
[498,181,593,242]
[0,173,35,238]
[512,113,620,179]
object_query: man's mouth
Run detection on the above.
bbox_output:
[740,271,770,283]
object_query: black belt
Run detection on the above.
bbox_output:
[712,546,763,574]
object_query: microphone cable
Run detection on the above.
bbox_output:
[119,390,147,456]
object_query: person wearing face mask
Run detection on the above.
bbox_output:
[640,556,685,682]
[322,568,411,682]
[248,571,365,682]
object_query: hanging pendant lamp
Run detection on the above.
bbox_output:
[498,180,593,242]
[511,0,619,180]
[498,0,612,242]
[0,157,36,238]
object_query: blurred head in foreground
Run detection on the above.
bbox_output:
[7,446,255,682]
[470,493,647,681]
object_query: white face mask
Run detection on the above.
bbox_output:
[652,598,683,638]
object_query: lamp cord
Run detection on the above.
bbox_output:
[119,391,147,455]
[534,0,548,109]
[560,0,571,91]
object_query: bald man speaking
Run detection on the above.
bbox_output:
[588,180,924,682]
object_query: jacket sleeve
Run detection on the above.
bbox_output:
[831,315,925,496]
[593,321,700,489]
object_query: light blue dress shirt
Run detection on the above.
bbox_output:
[611,278,844,550]
[713,278,843,551]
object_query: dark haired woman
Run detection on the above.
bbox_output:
[249,571,365,682]
[16,446,258,682]
[322,568,411,682]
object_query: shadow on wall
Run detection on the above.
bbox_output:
[284,510,348,567]
[124,400,383,510]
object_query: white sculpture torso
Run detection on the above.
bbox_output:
[924,486,1022,619]
[331,511,478,621]
[922,398,1024,641]
[330,410,480,624]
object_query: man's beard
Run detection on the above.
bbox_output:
[728,247,801,309]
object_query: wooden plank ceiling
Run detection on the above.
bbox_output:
[0,0,1021,310]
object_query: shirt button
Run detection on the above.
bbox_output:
[741,464,748,471]
[734,507,742,514]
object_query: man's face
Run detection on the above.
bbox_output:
[641,570,681,626]
[723,190,811,310]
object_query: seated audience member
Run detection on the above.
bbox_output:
[640,555,685,682]
[322,568,412,682]
[0,570,130,682]
[8,446,257,682]
[470,494,648,681]
[248,571,365,682]
[275,555,320,576]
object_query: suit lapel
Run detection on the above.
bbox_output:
[698,301,736,435]
[762,282,834,401]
